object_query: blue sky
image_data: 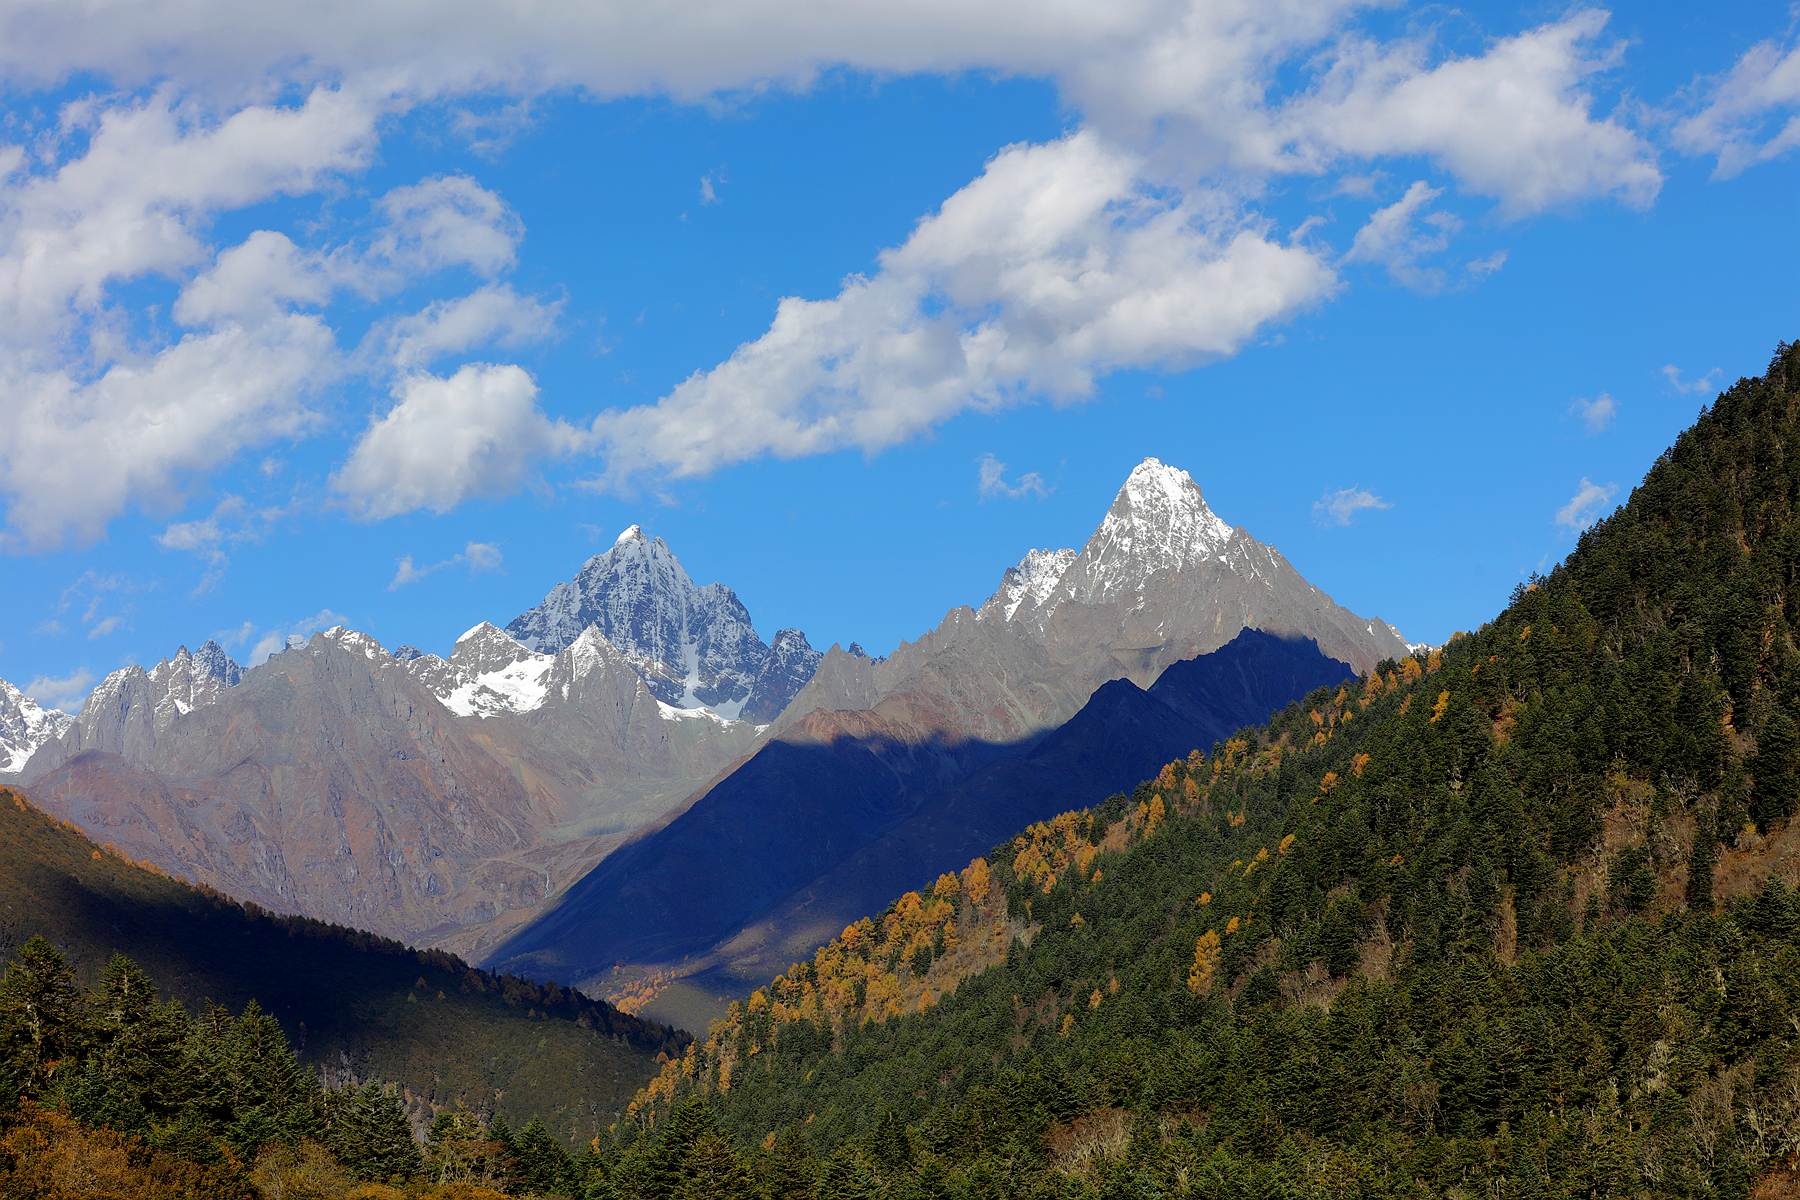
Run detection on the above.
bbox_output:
[1,0,1797,712]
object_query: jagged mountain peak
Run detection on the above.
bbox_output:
[1066,458,1235,605]
[990,547,1079,620]
[504,529,781,715]
[0,678,73,775]
[190,639,243,686]
[450,622,539,676]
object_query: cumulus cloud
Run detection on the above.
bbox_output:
[1568,393,1616,434]
[0,85,547,549]
[377,284,561,370]
[373,175,523,279]
[1313,487,1391,526]
[589,133,1336,484]
[335,363,581,518]
[1555,477,1617,530]
[0,0,1692,539]
[1274,12,1659,215]
[388,540,504,590]
[0,85,378,548]
[23,668,99,713]
[976,453,1053,501]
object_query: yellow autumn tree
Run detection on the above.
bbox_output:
[1188,929,1222,994]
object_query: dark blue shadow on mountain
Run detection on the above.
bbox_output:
[486,628,1354,985]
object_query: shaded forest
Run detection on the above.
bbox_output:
[0,785,683,1149]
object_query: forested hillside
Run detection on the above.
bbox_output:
[597,343,1800,1197]
[0,785,683,1145]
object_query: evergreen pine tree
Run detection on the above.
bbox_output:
[766,1125,818,1200]
[515,1114,575,1195]
[0,936,88,1094]
[679,1129,753,1200]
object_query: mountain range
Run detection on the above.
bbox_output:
[6,458,1408,997]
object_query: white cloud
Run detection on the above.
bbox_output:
[388,540,504,590]
[1274,12,1659,216]
[173,230,337,327]
[1555,476,1617,530]
[0,0,1685,540]
[1568,392,1616,435]
[377,284,560,370]
[24,668,98,713]
[1660,364,1723,396]
[156,494,296,592]
[976,453,1052,501]
[589,133,1336,485]
[374,175,522,279]
[1673,38,1800,177]
[0,84,380,549]
[0,316,337,548]
[214,620,256,649]
[1313,486,1390,526]
[1343,181,1457,291]
[335,363,580,518]
[1343,181,1513,292]
[700,173,721,205]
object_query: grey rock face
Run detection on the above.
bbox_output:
[20,622,761,946]
[25,639,249,773]
[738,629,823,724]
[981,458,1411,674]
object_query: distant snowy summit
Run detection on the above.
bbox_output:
[504,524,822,722]
[979,457,1414,668]
[0,639,243,773]
[0,679,73,774]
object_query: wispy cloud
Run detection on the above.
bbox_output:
[55,570,149,641]
[1660,364,1724,395]
[1555,477,1617,530]
[157,493,298,593]
[1313,487,1391,527]
[388,540,505,590]
[24,668,98,713]
[1568,392,1617,435]
[976,453,1052,502]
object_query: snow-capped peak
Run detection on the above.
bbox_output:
[1060,458,1236,605]
[989,548,1078,620]
[504,527,774,712]
[0,677,73,774]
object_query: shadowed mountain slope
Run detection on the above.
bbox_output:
[487,630,1353,999]
[0,785,681,1142]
